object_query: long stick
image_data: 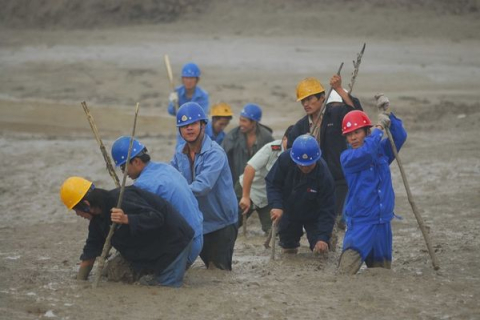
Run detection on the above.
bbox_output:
[270,222,276,260]
[385,128,440,270]
[164,54,179,114]
[242,214,247,237]
[310,62,344,142]
[81,101,120,188]
[93,102,141,288]
[347,43,366,95]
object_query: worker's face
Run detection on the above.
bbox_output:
[182,77,198,90]
[73,200,99,221]
[212,117,231,134]
[282,136,288,150]
[297,163,317,174]
[180,121,204,142]
[120,158,142,180]
[239,116,256,134]
[346,128,368,149]
[301,94,324,116]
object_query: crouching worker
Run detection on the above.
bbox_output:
[337,104,407,275]
[59,177,194,287]
[265,134,336,255]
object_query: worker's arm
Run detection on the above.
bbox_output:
[239,165,256,215]
[77,259,95,280]
[330,74,355,108]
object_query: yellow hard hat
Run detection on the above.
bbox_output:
[210,102,233,117]
[296,77,325,101]
[60,176,93,210]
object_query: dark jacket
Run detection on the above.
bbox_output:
[287,96,363,181]
[265,151,336,243]
[222,123,274,185]
[81,186,194,274]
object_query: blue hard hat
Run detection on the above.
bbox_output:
[176,102,208,127]
[290,134,322,166]
[181,62,201,77]
[111,136,145,167]
[240,103,262,122]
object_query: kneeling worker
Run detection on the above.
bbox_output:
[60,177,194,287]
[266,134,336,254]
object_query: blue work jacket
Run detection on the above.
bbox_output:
[134,161,203,238]
[340,113,407,226]
[171,134,238,234]
[167,85,209,116]
[205,121,226,145]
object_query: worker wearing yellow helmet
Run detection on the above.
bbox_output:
[287,74,363,237]
[205,102,234,145]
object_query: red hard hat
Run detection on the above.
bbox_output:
[342,110,372,135]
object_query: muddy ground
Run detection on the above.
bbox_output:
[1,1,479,319]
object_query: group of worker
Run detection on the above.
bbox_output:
[59,61,407,287]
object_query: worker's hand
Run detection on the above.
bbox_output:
[270,208,283,224]
[377,113,391,130]
[374,93,390,114]
[111,207,129,225]
[239,197,251,215]
[313,240,329,254]
[329,74,342,90]
[169,91,179,103]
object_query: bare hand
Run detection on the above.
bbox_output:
[239,197,251,215]
[270,208,283,224]
[329,74,342,90]
[313,240,329,254]
[111,207,129,225]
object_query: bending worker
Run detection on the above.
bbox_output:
[59,177,194,287]
[111,136,203,267]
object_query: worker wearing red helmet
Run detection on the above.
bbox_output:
[337,96,407,274]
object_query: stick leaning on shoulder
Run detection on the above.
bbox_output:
[92,102,141,288]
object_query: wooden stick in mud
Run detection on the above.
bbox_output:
[81,101,120,188]
[264,228,272,249]
[164,54,179,113]
[93,103,140,288]
[270,222,276,260]
[242,213,247,237]
[385,127,440,270]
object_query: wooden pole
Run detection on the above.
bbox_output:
[385,128,440,270]
[164,54,179,113]
[92,102,141,288]
[270,222,276,260]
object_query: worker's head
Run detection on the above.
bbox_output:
[177,102,208,143]
[181,62,201,90]
[60,176,99,220]
[296,77,325,116]
[210,102,233,135]
[342,110,373,149]
[290,134,321,174]
[111,136,150,180]
[282,125,294,150]
[239,103,262,134]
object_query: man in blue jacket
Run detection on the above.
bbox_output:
[110,136,203,267]
[59,177,194,287]
[266,134,336,254]
[171,102,238,270]
[337,98,407,274]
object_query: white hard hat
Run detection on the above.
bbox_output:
[327,88,348,104]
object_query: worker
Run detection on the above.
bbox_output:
[167,62,209,146]
[288,75,363,231]
[337,97,407,274]
[171,102,238,270]
[205,102,233,145]
[111,136,203,267]
[238,125,293,234]
[266,134,336,255]
[59,177,194,287]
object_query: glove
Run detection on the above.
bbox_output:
[375,93,390,114]
[169,91,178,103]
[377,113,391,129]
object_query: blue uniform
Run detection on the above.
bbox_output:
[205,121,226,145]
[171,135,238,234]
[168,85,209,147]
[340,113,407,264]
[134,161,203,265]
[266,151,336,250]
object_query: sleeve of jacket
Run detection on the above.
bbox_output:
[340,129,383,174]
[286,121,303,149]
[265,154,288,210]
[121,193,166,237]
[351,95,363,110]
[190,150,227,197]
[197,90,210,115]
[312,163,336,244]
[381,113,408,164]
[80,222,106,260]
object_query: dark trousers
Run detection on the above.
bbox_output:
[200,223,238,270]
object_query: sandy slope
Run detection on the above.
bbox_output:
[1,1,479,319]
